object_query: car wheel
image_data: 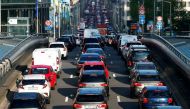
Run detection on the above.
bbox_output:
[46,93,51,104]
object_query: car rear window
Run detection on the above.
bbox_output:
[86,50,104,55]
[80,74,106,82]
[10,100,40,108]
[85,44,100,49]
[49,44,64,48]
[137,75,160,81]
[133,51,150,61]
[76,95,104,102]
[84,38,99,43]
[32,68,48,74]
[144,90,170,98]
[22,79,45,85]
[80,56,101,62]
[136,64,156,70]
[84,65,104,70]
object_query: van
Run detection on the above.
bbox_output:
[32,48,62,77]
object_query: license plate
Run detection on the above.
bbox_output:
[28,87,38,90]
[85,106,95,108]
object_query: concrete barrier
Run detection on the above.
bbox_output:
[0,64,3,78]
[4,59,11,72]
[1,62,6,77]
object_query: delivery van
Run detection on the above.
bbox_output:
[32,48,62,77]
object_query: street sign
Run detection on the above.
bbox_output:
[8,19,17,24]
[45,26,52,31]
[156,21,163,30]
[157,16,162,21]
[45,20,52,26]
[139,5,145,15]
[139,15,145,24]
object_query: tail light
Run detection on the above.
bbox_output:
[18,85,24,89]
[73,104,82,108]
[168,98,173,104]
[43,84,47,89]
[134,82,142,86]
[143,98,149,103]
[100,56,105,59]
[97,103,107,108]
[32,58,34,65]
[44,93,48,96]
[63,47,66,51]
[79,83,86,87]
[100,83,108,86]
[157,82,164,86]
[128,61,132,66]
[56,57,59,64]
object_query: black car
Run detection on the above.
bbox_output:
[56,37,73,51]
[9,92,46,109]
[82,43,101,53]
[82,38,99,47]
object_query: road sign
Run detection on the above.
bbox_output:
[45,20,52,26]
[139,5,145,15]
[139,15,145,24]
[45,26,52,31]
[156,21,163,30]
[157,16,162,21]
[8,19,17,24]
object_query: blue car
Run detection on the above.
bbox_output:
[138,86,174,109]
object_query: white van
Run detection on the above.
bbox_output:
[32,48,62,77]
[83,29,101,38]
[49,42,68,59]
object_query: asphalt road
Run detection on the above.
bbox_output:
[46,46,138,109]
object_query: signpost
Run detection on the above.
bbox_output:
[139,5,145,33]
[156,16,163,35]
[45,20,52,31]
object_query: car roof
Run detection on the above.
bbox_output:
[155,106,182,109]
[85,43,100,45]
[23,74,46,80]
[81,53,100,57]
[137,70,159,75]
[86,48,103,51]
[145,86,168,91]
[84,61,104,65]
[78,88,104,95]
[13,92,39,100]
[50,42,65,45]
[136,62,155,65]
[82,70,105,75]
[31,65,51,69]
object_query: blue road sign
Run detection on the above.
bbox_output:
[139,15,145,24]
[156,21,162,30]
[45,26,52,31]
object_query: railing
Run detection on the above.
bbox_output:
[143,33,190,65]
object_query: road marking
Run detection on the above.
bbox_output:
[65,97,69,102]
[110,61,113,64]
[113,74,116,78]
[70,74,73,78]
[117,96,121,102]
[109,54,111,56]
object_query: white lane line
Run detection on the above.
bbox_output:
[113,74,116,78]
[110,61,113,64]
[70,74,73,78]
[109,54,111,56]
[117,96,121,102]
[65,97,69,102]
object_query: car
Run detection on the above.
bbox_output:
[130,70,163,97]
[9,92,46,109]
[79,61,109,78]
[49,42,68,59]
[61,34,76,47]
[76,53,103,74]
[82,37,99,47]
[154,106,182,109]
[82,43,101,53]
[28,65,57,90]
[56,37,73,51]
[85,48,106,61]
[139,86,174,109]
[17,74,51,104]
[130,62,157,78]
[73,88,109,109]
[78,70,109,94]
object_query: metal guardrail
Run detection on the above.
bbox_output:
[143,33,190,65]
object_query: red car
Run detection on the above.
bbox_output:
[28,65,57,90]
[79,61,109,79]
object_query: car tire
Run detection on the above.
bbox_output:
[46,93,51,104]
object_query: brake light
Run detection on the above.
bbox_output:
[73,104,82,108]
[32,58,34,65]
[157,82,164,86]
[18,85,24,89]
[128,61,132,66]
[79,83,86,87]
[44,93,48,96]
[134,82,142,86]
[56,57,59,64]
[97,103,107,108]
[43,84,47,89]
[100,83,108,86]
[63,47,66,51]
[168,98,173,104]
[143,98,149,103]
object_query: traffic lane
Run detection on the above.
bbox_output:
[47,46,139,109]
[106,46,138,109]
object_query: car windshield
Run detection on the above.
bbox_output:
[144,90,170,98]
[10,100,40,108]
[86,50,104,55]
[76,95,104,102]
[84,38,99,43]
[80,74,106,82]
[85,44,100,49]
[80,56,101,62]
[84,65,104,70]
[137,75,160,81]
[127,42,141,47]
[136,64,156,70]
[22,79,45,85]
[57,38,69,42]
[49,44,64,48]
[133,51,149,61]
[32,68,48,74]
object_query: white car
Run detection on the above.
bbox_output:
[17,74,51,104]
[49,42,68,59]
